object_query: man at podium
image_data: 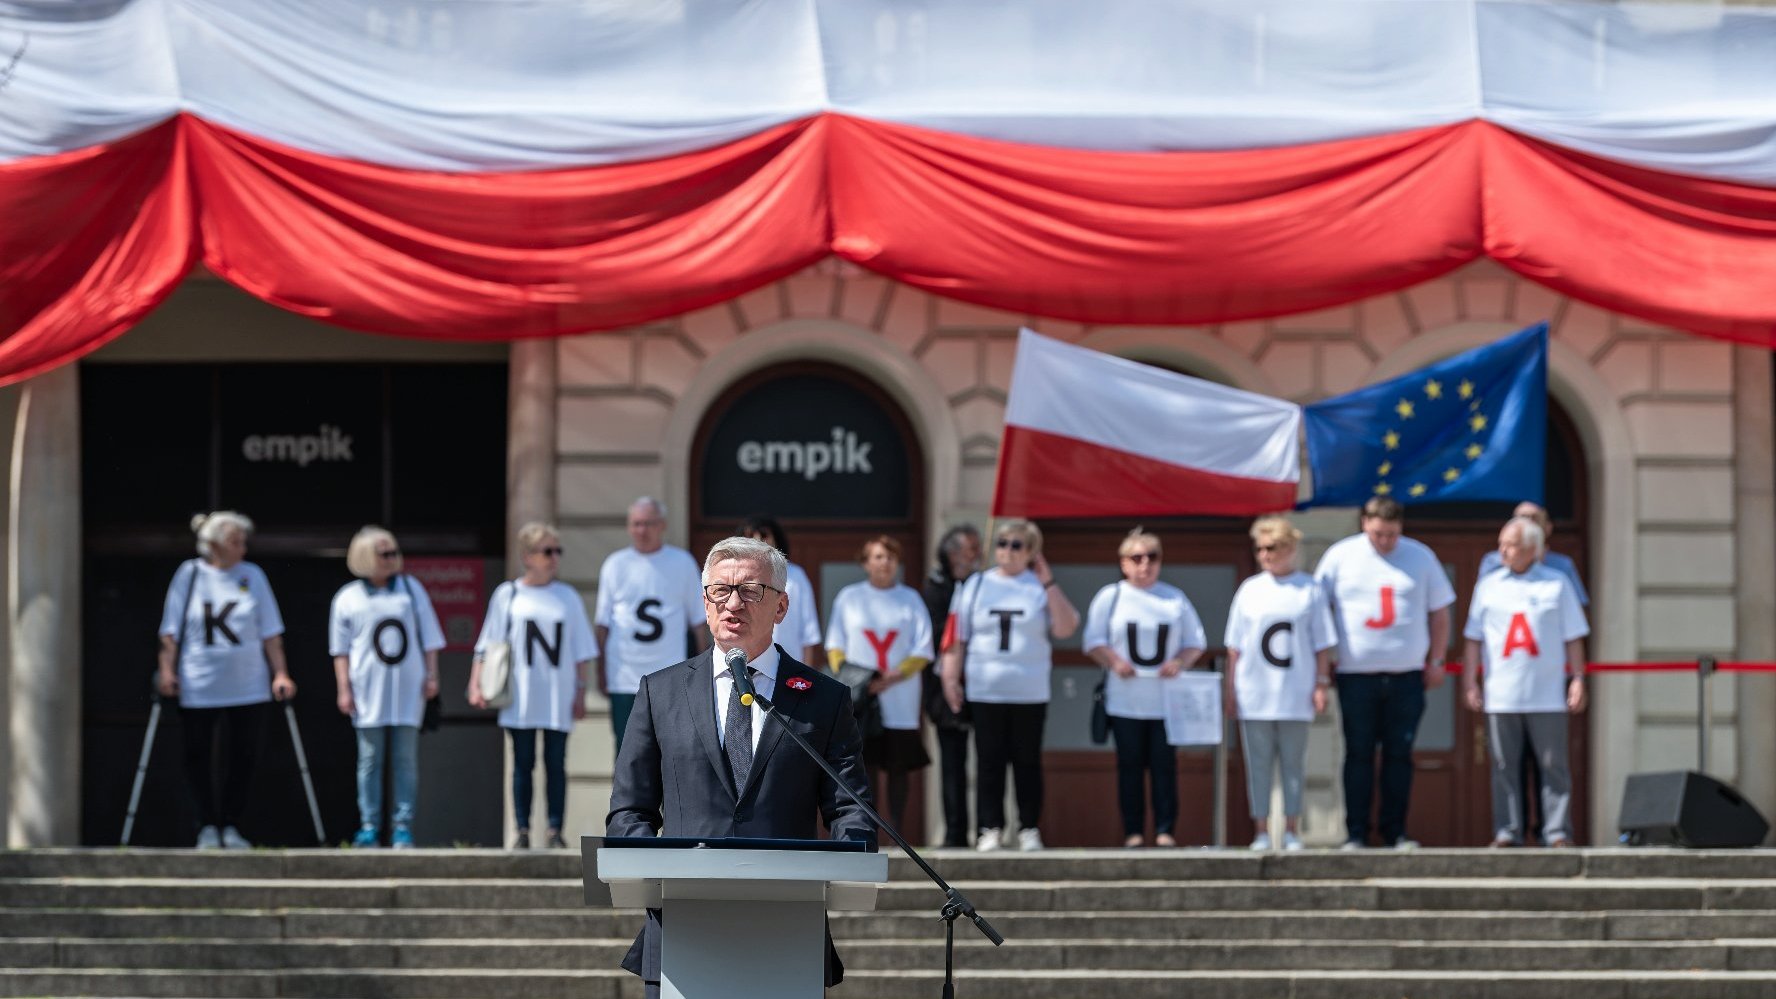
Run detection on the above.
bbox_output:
[607,535,875,995]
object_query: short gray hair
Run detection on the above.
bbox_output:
[516,521,559,553]
[192,511,253,557]
[702,536,788,589]
[630,496,667,519]
[1505,515,1546,556]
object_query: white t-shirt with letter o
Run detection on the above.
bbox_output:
[476,580,599,733]
[159,560,286,709]
[775,561,822,658]
[1082,580,1207,721]
[826,581,934,730]
[328,576,446,729]
[946,570,1053,705]
[1464,564,1589,713]
[1314,534,1456,674]
[1225,571,1337,722]
[595,545,705,695]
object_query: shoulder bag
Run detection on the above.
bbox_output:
[477,581,516,709]
[1089,583,1120,746]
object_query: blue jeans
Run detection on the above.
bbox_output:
[610,693,637,754]
[509,727,569,832]
[1335,671,1425,845]
[355,725,420,829]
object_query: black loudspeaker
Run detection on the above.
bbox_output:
[1618,771,1770,848]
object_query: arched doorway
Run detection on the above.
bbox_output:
[689,362,929,833]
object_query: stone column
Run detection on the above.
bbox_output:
[0,384,21,839]
[1733,346,1776,831]
[504,339,557,840]
[9,366,81,847]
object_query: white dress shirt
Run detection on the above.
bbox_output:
[714,643,780,755]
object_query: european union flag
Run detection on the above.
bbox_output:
[1302,322,1547,508]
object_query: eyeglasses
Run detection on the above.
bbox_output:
[996,538,1025,551]
[535,546,564,557]
[376,549,401,560]
[702,581,784,604]
[1122,552,1158,564]
[1254,544,1281,554]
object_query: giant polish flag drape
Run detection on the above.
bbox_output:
[993,331,1301,519]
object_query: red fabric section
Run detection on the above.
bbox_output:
[0,122,193,385]
[829,115,1483,325]
[185,116,831,338]
[1479,123,1776,348]
[992,424,1298,518]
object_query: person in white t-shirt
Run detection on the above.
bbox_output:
[1084,528,1204,848]
[941,519,1079,852]
[739,515,822,667]
[1225,516,1336,852]
[329,526,445,849]
[1462,515,1589,847]
[1314,496,1455,850]
[156,511,295,850]
[826,535,933,833]
[595,497,710,753]
[469,522,599,849]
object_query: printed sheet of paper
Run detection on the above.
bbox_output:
[1163,673,1223,747]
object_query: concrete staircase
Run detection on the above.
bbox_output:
[3,848,1776,997]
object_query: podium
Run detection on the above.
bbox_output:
[590,838,890,999]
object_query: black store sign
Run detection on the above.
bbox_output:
[700,373,910,519]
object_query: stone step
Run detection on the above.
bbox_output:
[4,967,1776,999]
[2,936,1769,973]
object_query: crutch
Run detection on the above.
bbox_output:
[120,682,164,846]
[281,699,327,844]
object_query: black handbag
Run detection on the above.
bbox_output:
[1090,675,1110,745]
[835,661,886,740]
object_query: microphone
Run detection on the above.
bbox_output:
[724,646,756,706]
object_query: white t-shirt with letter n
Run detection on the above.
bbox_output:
[1464,564,1589,714]
[775,561,822,658]
[1225,571,1337,722]
[826,581,934,730]
[328,576,446,729]
[945,570,1052,705]
[1082,580,1207,721]
[594,545,705,695]
[159,560,286,709]
[1314,534,1456,674]
[476,580,599,733]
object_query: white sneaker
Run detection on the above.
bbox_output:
[195,825,221,850]
[1392,838,1420,851]
[1282,832,1305,851]
[975,828,1003,852]
[1017,828,1044,852]
[1249,832,1273,851]
[220,826,252,850]
[1339,839,1364,851]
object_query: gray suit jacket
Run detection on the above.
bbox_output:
[606,645,876,988]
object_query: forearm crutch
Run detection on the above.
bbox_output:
[281,700,326,844]
[120,691,163,846]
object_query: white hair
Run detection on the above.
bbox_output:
[702,536,788,589]
[630,496,667,519]
[192,511,253,558]
[1506,515,1546,556]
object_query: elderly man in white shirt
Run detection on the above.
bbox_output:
[1462,515,1589,847]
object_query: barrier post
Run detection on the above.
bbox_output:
[1698,655,1716,775]
[1212,653,1227,849]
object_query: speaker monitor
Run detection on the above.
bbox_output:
[1618,770,1769,848]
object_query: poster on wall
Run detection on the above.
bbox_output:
[403,557,487,652]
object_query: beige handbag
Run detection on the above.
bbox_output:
[477,582,515,709]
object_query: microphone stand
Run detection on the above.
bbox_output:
[735,667,1003,998]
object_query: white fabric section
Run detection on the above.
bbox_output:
[1081,580,1206,722]
[825,581,933,730]
[773,561,821,658]
[1315,535,1456,675]
[7,0,1776,185]
[1225,571,1336,722]
[714,644,778,755]
[328,576,446,729]
[158,559,285,709]
[947,569,1052,705]
[473,580,597,733]
[1464,564,1588,714]
[1006,330,1301,484]
[594,545,705,696]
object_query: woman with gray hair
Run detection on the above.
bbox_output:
[156,511,294,849]
[329,526,444,848]
[468,522,598,848]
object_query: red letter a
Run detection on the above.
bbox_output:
[1501,613,1540,658]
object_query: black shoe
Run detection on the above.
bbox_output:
[547,829,567,849]
[512,830,530,850]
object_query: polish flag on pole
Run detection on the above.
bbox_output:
[992,330,1302,518]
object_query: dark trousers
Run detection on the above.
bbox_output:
[179,701,267,831]
[1110,716,1177,837]
[1335,671,1425,845]
[509,727,569,831]
[610,693,637,754]
[969,702,1046,831]
[935,725,971,846]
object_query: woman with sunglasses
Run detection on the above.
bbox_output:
[1083,528,1205,848]
[468,522,598,848]
[941,519,1078,851]
[329,526,444,848]
[1224,515,1336,851]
